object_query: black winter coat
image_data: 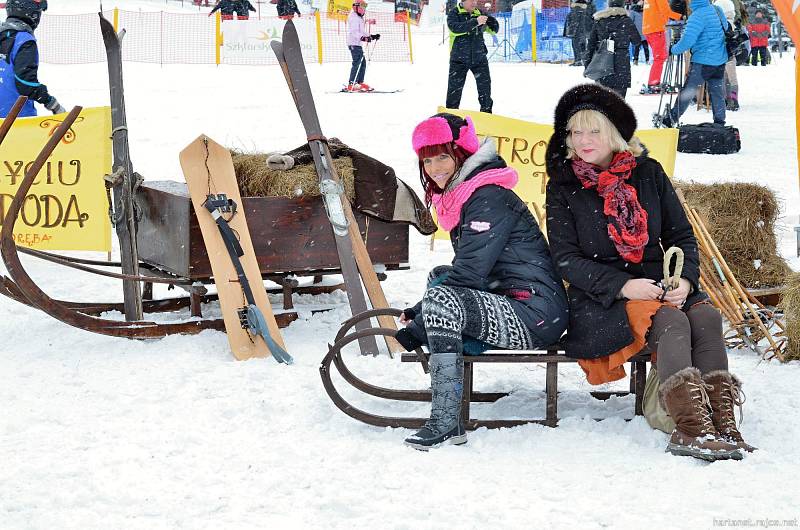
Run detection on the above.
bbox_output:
[210,0,237,15]
[545,149,706,359]
[407,141,569,347]
[563,2,595,38]
[235,1,256,15]
[277,0,301,17]
[447,5,500,65]
[585,7,641,90]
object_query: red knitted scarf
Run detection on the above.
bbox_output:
[571,151,649,263]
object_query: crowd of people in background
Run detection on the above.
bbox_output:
[562,0,784,111]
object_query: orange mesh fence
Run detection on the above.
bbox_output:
[33,10,411,65]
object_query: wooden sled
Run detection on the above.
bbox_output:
[320,308,650,430]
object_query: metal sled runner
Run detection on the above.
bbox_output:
[321,308,650,429]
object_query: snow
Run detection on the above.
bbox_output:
[2,1,800,528]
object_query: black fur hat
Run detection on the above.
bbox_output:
[545,83,637,181]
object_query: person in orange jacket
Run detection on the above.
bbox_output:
[641,0,682,92]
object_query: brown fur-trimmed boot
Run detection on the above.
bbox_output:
[659,367,743,461]
[703,370,757,453]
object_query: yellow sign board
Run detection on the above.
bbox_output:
[326,0,352,20]
[434,108,679,238]
[0,107,112,251]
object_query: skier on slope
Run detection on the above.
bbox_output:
[345,0,380,92]
[0,0,65,118]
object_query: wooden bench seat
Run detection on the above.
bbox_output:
[400,345,650,428]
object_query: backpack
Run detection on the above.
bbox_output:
[714,6,748,60]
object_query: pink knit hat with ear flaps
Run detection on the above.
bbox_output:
[411,114,480,156]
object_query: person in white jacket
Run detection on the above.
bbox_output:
[713,0,740,110]
[346,1,380,92]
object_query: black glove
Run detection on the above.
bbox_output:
[360,35,372,42]
[401,307,417,321]
[45,96,66,115]
[371,33,380,41]
[395,327,424,352]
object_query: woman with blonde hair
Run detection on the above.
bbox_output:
[545,84,755,461]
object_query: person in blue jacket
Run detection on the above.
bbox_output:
[661,0,729,126]
[395,113,568,450]
[0,0,64,118]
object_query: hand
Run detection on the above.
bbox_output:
[360,35,371,42]
[399,307,416,326]
[620,278,664,301]
[476,15,488,25]
[370,33,380,41]
[662,278,692,308]
[45,97,66,115]
[367,18,376,24]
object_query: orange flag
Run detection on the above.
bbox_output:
[771,0,800,46]
[770,0,800,191]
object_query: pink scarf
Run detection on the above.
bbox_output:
[432,167,519,231]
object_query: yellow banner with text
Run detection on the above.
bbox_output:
[0,107,112,251]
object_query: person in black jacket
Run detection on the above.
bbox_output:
[545,84,754,461]
[277,0,301,19]
[584,0,641,97]
[0,0,63,118]
[209,0,237,19]
[564,0,595,66]
[395,113,568,450]
[446,0,499,113]
[234,0,256,19]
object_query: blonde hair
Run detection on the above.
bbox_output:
[565,109,643,159]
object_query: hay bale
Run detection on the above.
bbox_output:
[779,272,800,361]
[674,181,790,288]
[230,150,356,201]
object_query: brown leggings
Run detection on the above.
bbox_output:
[643,303,729,383]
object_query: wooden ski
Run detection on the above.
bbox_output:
[272,21,401,354]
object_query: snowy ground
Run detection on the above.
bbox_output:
[2,1,800,528]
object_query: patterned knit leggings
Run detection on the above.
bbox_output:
[421,285,534,354]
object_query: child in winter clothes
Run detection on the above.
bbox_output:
[564,0,596,66]
[545,84,755,462]
[346,1,380,92]
[395,113,568,450]
[747,10,769,65]
[584,0,641,97]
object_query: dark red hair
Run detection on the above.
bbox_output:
[417,142,468,208]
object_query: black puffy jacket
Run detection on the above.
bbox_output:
[447,4,500,65]
[585,7,641,89]
[406,140,569,347]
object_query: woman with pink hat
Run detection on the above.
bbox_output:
[395,113,568,450]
